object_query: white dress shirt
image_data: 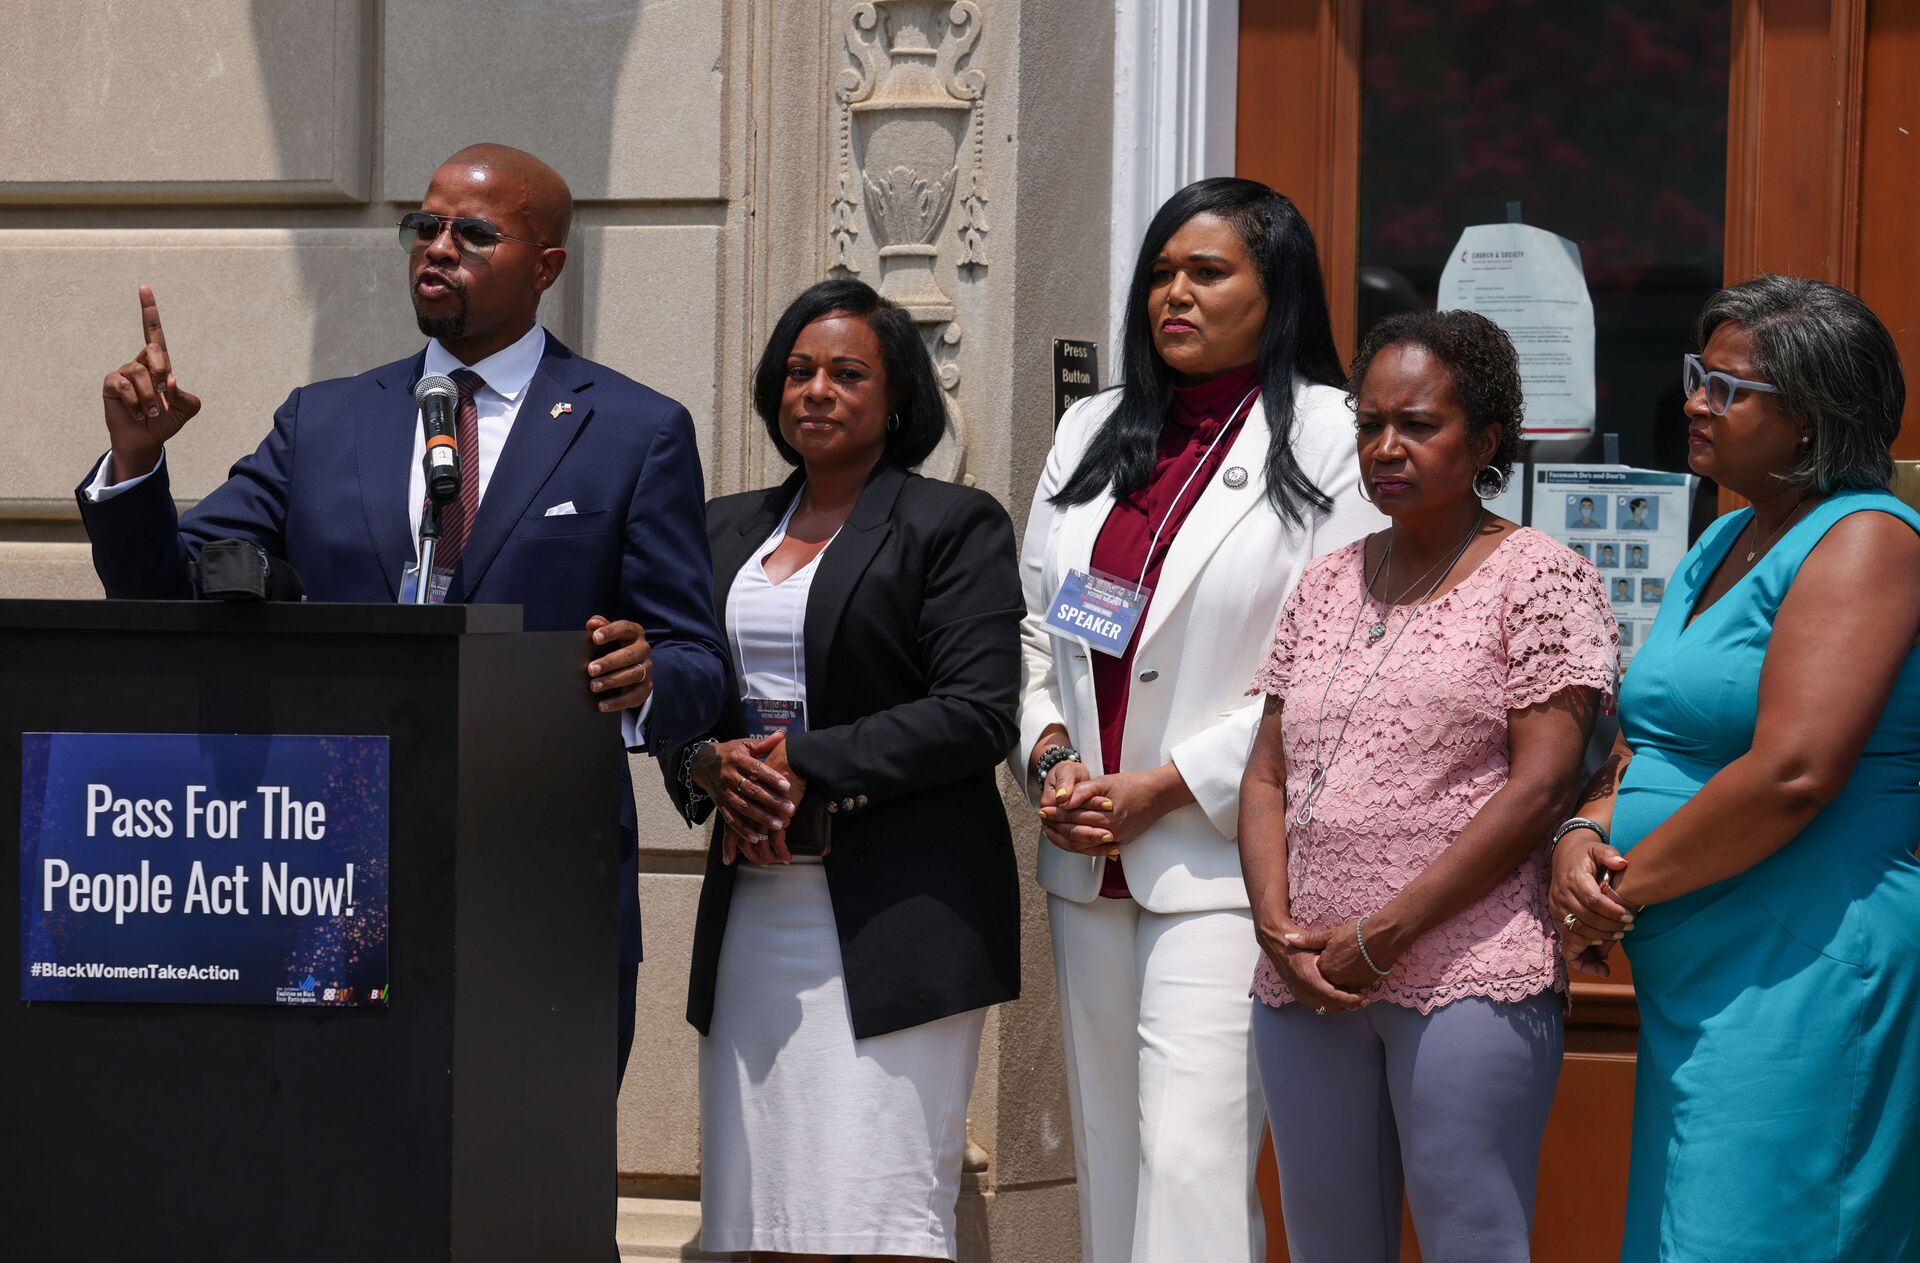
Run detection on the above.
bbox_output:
[403,324,546,563]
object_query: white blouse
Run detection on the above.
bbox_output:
[726,491,837,725]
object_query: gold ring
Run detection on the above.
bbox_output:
[1313,1007,1327,1016]
[1106,849,1120,861]
[1563,912,1580,929]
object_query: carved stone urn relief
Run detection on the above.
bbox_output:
[833,1,987,483]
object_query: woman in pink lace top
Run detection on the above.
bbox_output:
[1239,310,1617,1262]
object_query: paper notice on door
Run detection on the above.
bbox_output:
[1527,464,1696,667]
[1438,223,1596,439]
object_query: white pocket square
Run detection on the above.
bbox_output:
[543,500,577,517]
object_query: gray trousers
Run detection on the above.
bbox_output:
[1254,989,1562,1263]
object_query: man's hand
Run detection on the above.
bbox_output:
[101,285,201,480]
[585,615,653,712]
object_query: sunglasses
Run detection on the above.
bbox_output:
[1682,353,1782,416]
[397,211,556,260]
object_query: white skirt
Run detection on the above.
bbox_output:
[699,861,985,1259]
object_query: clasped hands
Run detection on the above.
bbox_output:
[691,734,809,866]
[1257,917,1390,1012]
[1548,832,1637,978]
[1036,759,1180,856]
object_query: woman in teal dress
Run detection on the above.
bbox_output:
[1549,276,1920,1262]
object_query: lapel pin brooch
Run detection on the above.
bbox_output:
[550,402,573,418]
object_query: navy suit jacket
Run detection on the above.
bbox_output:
[76,333,729,962]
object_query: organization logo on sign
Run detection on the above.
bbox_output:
[274,971,324,1005]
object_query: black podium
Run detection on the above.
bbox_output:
[0,600,623,1261]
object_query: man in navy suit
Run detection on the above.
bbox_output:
[79,143,728,1085]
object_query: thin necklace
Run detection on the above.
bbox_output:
[1742,497,1812,563]
[1363,529,1477,645]
[1289,510,1484,831]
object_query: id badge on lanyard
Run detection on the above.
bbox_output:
[398,562,454,604]
[743,697,805,739]
[1040,385,1258,658]
[1043,568,1149,657]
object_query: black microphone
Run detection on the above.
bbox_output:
[413,373,461,503]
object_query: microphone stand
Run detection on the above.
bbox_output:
[412,500,441,605]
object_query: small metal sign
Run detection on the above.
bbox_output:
[1053,339,1100,425]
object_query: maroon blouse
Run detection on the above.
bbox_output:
[1089,363,1260,897]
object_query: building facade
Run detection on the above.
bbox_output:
[1,3,1120,1257]
[2,3,1913,1260]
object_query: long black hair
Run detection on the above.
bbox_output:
[1051,178,1345,525]
[752,278,948,469]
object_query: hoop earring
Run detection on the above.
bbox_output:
[1472,464,1511,501]
[887,413,901,433]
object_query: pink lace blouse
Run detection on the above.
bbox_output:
[1248,527,1618,1014]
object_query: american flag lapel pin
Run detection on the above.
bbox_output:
[550,402,572,419]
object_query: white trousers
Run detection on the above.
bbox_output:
[1049,894,1266,1263]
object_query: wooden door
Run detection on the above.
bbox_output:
[1235,2,1910,1257]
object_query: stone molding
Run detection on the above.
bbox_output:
[830,1,990,483]
[0,0,368,204]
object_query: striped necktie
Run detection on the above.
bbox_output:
[433,368,484,572]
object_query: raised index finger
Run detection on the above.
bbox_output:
[139,284,168,352]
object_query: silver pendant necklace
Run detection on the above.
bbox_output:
[1364,525,1477,643]
[1290,511,1484,831]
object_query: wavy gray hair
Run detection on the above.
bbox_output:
[1697,275,1904,493]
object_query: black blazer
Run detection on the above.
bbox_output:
[661,461,1023,1039]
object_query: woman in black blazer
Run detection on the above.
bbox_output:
[660,278,1022,1262]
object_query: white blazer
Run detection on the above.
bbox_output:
[1014,378,1384,911]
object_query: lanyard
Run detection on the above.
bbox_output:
[729,487,841,710]
[1130,386,1259,593]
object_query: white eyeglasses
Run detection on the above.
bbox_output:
[1683,353,1782,415]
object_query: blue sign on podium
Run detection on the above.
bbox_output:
[19,732,390,1007]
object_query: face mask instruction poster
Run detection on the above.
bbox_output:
[19,732,390,1007]
[1438,223,1596,439]
[1527,465,1694,665]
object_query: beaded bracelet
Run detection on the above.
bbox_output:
[1355,914,1392,977]
[1034,744,1082,784]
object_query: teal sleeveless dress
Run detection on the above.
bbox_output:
[1612,489,1920,1262]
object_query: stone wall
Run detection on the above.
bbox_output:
[0,3,1114,1257]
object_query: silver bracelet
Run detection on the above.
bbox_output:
[680,738,718,823]
[1551,816,1609,855]
[1354,914,1392,977]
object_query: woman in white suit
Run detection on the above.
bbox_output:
[1015,178,1381,1262]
